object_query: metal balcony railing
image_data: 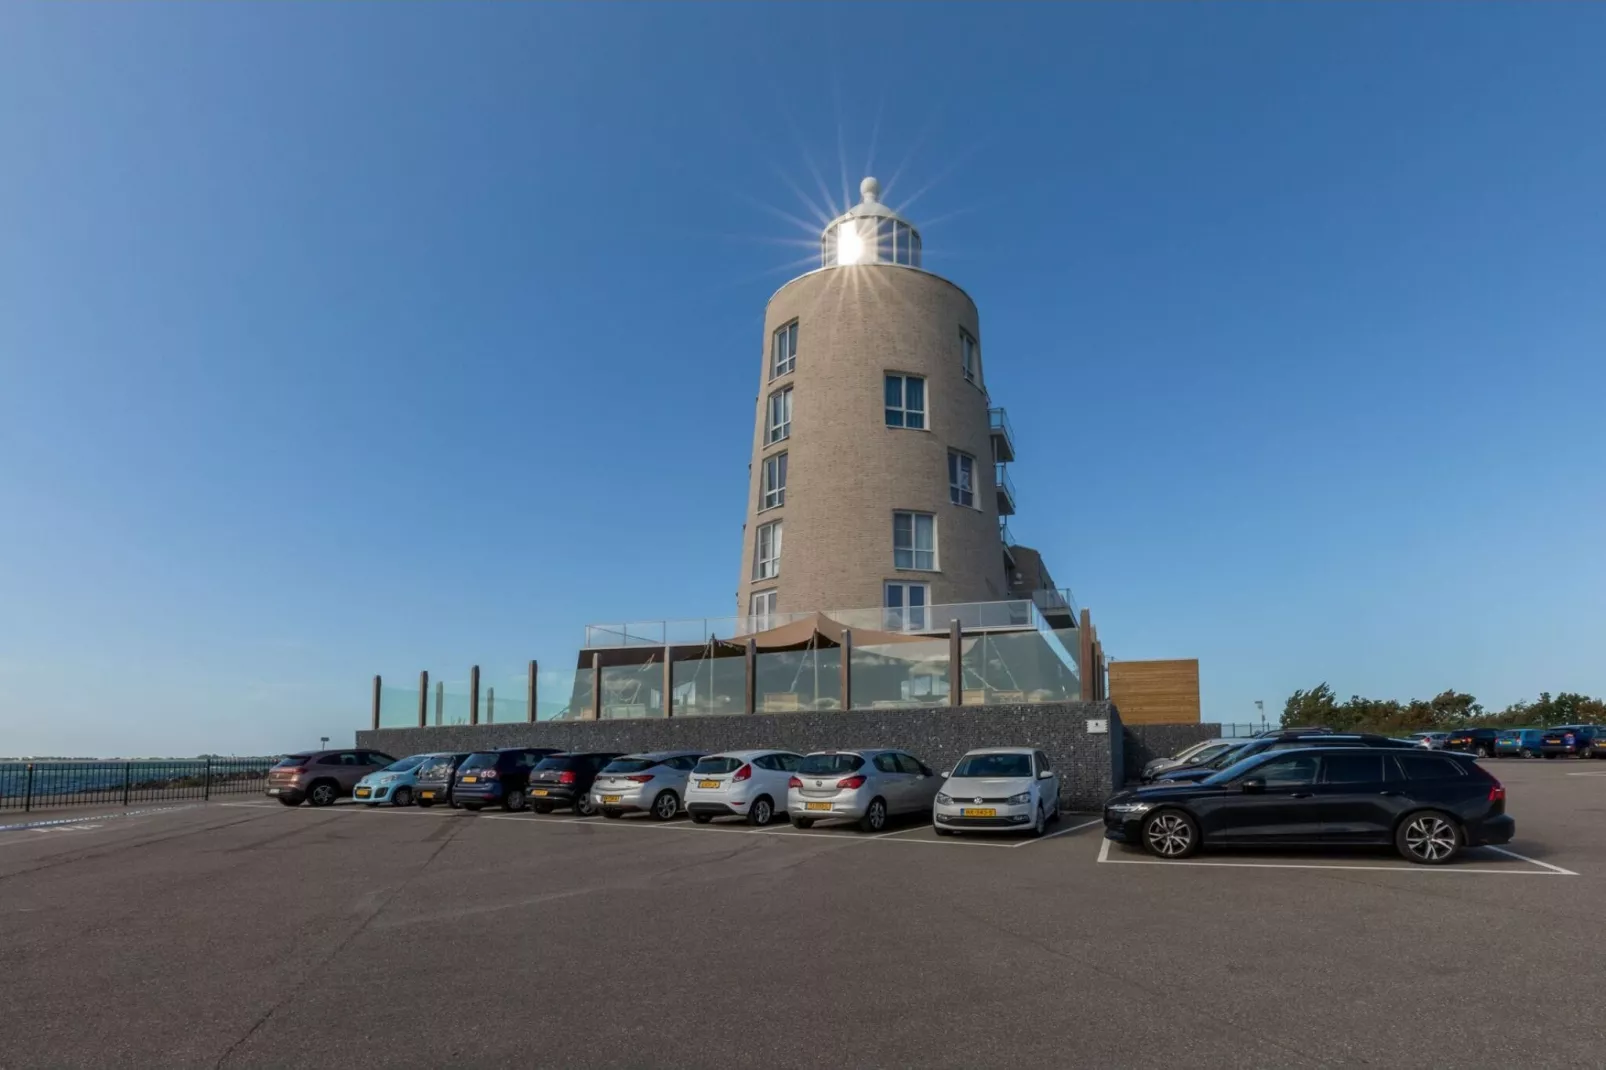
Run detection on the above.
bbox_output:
[994,462,1016,516]
[988,407,1015,463]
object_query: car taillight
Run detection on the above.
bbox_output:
[479,769,499,779]
[626,774,654,783]
[1489,782,1505,802]
[838,775,867,790]
[733,764,753,782]
[788,776,803,789]
[558,771,576,785]
[280,767,305,775]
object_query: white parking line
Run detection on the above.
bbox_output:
[1011,817,1103,848]
[1095,835,1575,875]
[1565,772,1606,777]
[479,813,1017,847]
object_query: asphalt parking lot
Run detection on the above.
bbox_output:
[2,758,1603,1068]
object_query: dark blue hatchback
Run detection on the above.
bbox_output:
[452,747,560,811]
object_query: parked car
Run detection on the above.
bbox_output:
[452,747,561,812]
[590,751,705,820]
[788,749,941,832]
[1442,728,1499,758]
[1154,733,1416,785]
[1495,729,1544,759]
[265,749,398,807]
[1408,732,1450,750]
[527,752,622,815]
[933,748,1060,837]
[1142,738,1241,782]
[1104,746,1513,865]
[684,749,803,826]
[353,753,437,807]
[1540,726,1603,759]
[412,752,471,807]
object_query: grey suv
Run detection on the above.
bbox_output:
[265,749,397,807]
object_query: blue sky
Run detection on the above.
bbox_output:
[2,5,1603,756]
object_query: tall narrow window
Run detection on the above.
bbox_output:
[766,387,792,444]
[884,582,930,631]
[884,374,926,429]
[960,328,979,385]
[948,451,975,507]
[761,452,787,511]
[771,321,797,379]
[749,589,777,630]
[753,520,782,580]
[892,511,936,571]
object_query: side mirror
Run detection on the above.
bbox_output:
[939,770,951,778]
[1038,770,1054,779]
[1240,778,1266,794]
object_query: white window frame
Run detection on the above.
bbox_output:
[749,589,778,630]
[960,328,979,386]
[948,450,975,508]
[761,452,787,511]
[884,373,926,430]
[771,321,797,380]
[884,582,930,632]
[892,511,937,571]
[753,520,782,580]
[766,386,792,444]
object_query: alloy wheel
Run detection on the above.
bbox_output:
[750,799,772,826]
[653,792,678,820]
[1403,815,1457,862]
[866,800,886,831]
[310,784,336,807]
[574,794,594,817]
[1145,812,1192,857]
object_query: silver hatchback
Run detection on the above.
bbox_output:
[590,751,704,820]
[787,749,941,832]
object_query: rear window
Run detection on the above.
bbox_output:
[274,755,310,768]
[459,753,499,770]
[693,757,743,775]
[602,757,660,774]
[417,757,454,777]
[533,756,574,771]
[800,753,864,776]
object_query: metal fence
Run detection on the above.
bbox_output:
[1219,723,1272,738]
[0,758,278,813]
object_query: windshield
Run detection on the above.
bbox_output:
[383,756,426,773]
[951,753,1032,778]
[1202,743,1256,770]
[800,753,865,776]
[602,757,661,774]
[693,757,743,775]
[1201,751,1275,786]
[1188,744,1234,764]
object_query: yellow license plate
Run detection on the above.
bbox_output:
[420,791,435,799]
[462,776,478,783]
[962,808,997,818]
[531,789,548,796]
[805,802,832,811]
[602,794,622,804]
[698,779,721,789]
[355,788,370,798]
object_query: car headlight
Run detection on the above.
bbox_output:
[378,775,398,784]
[1006,792,1031,806]
[1107,802,1154,815]
[935,792,953,805]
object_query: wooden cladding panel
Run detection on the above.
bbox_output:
[1108,659,1200,725]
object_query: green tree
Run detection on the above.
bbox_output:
[1282,684,1339,728]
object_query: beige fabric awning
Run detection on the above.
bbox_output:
[713,612,939,653]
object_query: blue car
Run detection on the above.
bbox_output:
[353,753,436,806]
[1494,729,1544,758]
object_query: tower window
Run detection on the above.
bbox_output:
[884,374,926,430]
[771,321,797,380]
[892,511,936,571]
[761,452,787,511]
[960,329,979,386]
[754,520,782,580]
[948,451,975,508]
[884,582,930,632]
[749,589,778,630]
[766,387,792,444]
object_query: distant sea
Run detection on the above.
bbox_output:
[0,759,274,801]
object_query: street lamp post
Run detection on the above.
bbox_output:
[1254,700,1265,733]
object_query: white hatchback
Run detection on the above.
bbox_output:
[933,747,1061,837]
[684,750,804,827]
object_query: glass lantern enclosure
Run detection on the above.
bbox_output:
[821,214,922,269]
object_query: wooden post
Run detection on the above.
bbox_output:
[417,670,428,728]
[662,645,673,718]
[487,686,495,724]
[371,675,381,731]
[590,653,602,721]
[1078,609,1093,699]
[469,665,480,726]
[948,619,962,707]
[435,681,443,725]
[840,628,853,712]
[744,638,757,714]
[527,660,538,723]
